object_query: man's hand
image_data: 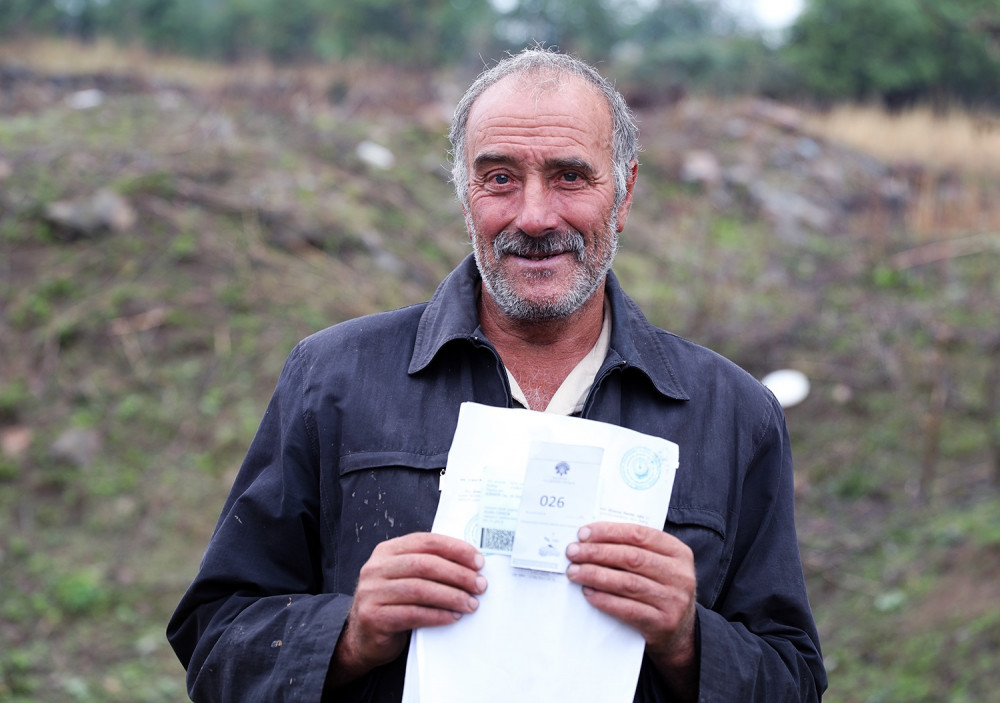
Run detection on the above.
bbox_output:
[565,522,698,699]
[327,533,486,688]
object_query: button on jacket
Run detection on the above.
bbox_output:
[168,255,826,702]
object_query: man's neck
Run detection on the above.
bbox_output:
[478,289,606,411]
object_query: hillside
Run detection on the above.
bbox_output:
[1,48,999,702]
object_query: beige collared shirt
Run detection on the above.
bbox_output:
[506,303,612,415]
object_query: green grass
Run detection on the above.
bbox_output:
[1,61,998,702]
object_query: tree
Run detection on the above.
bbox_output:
[784,0,1000,108]
[319,0,497,67]
[0,0,68,38]
[493,0,628,60]
[612,0,776,98]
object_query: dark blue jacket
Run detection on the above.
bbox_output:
[168,255,826,702]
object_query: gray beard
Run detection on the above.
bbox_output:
[472,219,618,321]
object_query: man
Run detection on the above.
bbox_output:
[168,49,826,702]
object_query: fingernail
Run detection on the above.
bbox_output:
[452,611,463,620]
[475,575,488,593]
[467,596,479,611]
[473,553,485,570]
[566,542,579,558]
[578,526,591,541]
[566,564,580,579]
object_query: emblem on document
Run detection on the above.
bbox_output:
[620,447,662,490]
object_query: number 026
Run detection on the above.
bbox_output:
[539,495,565,508]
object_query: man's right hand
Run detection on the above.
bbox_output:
[326,532,487,688]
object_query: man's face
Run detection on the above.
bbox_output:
[463,74,635,322]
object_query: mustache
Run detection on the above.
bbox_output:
[492,229,586,260]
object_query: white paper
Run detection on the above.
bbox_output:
[401,403,679,703]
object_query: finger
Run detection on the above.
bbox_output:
[566,540,689,588]
[365,533,487,596]
[565,561,696,647]
[575,584,670,632]
[365,576,483,615]
[363,551,489,599]
[380,532,485,570]
[578,582,696,654]
[576,522,688,558]
[565,540,695,611]
[367,602,476,635]
[565,557,664,602]
[343,582,479,671]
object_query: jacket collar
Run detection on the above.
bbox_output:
[409,255,689,401]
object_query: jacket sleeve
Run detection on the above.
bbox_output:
[693,395,826,701]
[167,344,357,702]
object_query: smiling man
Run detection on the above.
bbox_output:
[168,49,826,703]
[465,72,626,321]
[463,67,635,412]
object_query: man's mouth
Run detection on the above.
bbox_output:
[518,252,565,261]
[490,229,587,264]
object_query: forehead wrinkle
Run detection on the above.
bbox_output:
[475,115,598,139]
[470,121,606,158]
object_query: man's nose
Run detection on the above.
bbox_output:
[513,177,560,235]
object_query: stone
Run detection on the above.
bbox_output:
[357,140,395,170]
[66,88,105,110]
[44,188,137,239]
[680,150,722,187]
[0,426,33,459]
[50,427,101,468]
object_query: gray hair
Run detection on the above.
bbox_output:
[449,48,639,211]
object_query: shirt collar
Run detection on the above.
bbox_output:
[409,254,689,402]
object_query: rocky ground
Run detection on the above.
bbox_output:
[1,59,998,702]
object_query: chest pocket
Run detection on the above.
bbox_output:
[334,451,446,586]
[665,506,729,608]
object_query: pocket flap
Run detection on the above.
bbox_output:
[339,450,448,476]
[666,506,726,540]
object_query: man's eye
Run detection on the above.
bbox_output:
[563,172,580,182]
[493,174,510,185]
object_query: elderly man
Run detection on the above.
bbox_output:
[168,49,826,702]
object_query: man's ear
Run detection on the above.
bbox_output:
[616,160,639,232]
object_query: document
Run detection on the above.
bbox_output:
[401,403,680,703]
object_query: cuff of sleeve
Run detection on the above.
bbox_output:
[694,604,760,701]
[280,594,355,701]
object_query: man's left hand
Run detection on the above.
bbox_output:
[565,522,698,694]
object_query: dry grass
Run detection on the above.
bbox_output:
[805,105,1000,238]
[0,37,232,87]
[804,104,1000,178]
[0,37,346,93]
[0,37,445,118]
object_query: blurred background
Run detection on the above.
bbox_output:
[1,1,998,701]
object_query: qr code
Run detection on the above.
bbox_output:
[480,528,515,554]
